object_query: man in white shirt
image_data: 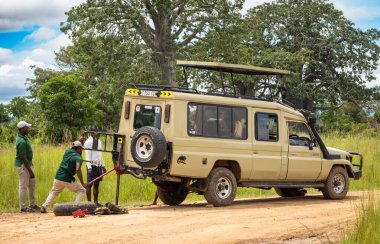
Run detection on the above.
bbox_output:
[84,125,106,206]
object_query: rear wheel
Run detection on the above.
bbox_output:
[322,166,349,200]
[156,182,189,206]
[204,167,237,207]
[274,188,307,197]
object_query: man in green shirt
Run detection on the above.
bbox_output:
[40,141,87,213]
[15,121,39,212]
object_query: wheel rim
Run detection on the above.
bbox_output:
[135,135,153,160]
[332,173,346,194]
[215,176,232,199]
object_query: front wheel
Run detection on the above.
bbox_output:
[204,167,237,207]
[322,166,349,200]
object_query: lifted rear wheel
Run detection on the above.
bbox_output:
[204,167,237,207]
[156,182,189,206]
[274,188,307,197]
[322,166,349,200]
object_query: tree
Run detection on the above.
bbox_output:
[38,74,102,141]
[245,0,380,110]
[0,104,10,124]
[62,0,243,86]
[8,97,30,120]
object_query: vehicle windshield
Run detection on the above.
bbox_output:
[133,105,162,129]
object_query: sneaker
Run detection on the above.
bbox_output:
[40,206,47,213]
[30,204,40,210]
[20,207,34,213]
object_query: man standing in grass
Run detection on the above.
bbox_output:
[40,141,87,213]
[84,125,106,207]
[15,121,39,212]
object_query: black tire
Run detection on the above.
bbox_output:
[322,166,349,200]
[53,202,97,216]
[130,126,167,168]
[274,188,307,197]
[156,182,189,206]
[204,167,237,207]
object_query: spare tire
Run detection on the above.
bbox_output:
[131,126,167,168]
[53,202,97,216]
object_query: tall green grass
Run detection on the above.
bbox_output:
[0,131,379,212]
[342,192,380,244]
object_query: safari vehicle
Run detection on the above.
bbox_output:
[91,61,363,207]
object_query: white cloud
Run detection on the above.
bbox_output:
[0,48,14,65]
[0,0,84,31]
[0,33,71,101]
[242,0,272,14]
[25,27,57,41]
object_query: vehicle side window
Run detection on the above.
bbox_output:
[255,113,278,142]
[288,122,312,146]
[188,103,247,139]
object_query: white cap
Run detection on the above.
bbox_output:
[72,140,83,148]
[17,121,32,128]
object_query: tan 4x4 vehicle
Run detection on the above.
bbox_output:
[96,61,363,207]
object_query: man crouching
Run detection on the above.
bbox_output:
[40,141,87,213]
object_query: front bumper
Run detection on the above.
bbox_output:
[349,151,363,180]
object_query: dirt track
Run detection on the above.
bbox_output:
[0,190,378,244]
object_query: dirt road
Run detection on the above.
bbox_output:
[0,190,378,244]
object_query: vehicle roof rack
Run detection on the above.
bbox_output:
[129,83,198,94]
[128,84,275,102]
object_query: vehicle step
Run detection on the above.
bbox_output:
[239,181,325,188]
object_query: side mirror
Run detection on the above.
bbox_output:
[308,141,315,150]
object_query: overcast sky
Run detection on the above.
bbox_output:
[0,0,379,104]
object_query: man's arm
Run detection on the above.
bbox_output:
[76,162,87,188]
[21,155,34,178]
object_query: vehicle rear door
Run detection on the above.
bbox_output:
[250,109,284,180]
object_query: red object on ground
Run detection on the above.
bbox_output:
[72,209,88,218]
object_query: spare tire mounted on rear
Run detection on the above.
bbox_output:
[131,126,167,168]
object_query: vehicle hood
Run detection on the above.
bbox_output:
[326,147,350,157]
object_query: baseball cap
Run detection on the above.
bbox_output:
[17,121,32,128]
[72,141,83,148]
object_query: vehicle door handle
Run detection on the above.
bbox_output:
[253,152,259,154]
[290,153,297,156]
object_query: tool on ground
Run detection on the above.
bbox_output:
[72,208,88,218]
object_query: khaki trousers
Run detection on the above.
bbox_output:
[42,179,85,208]
[16,166,35,210]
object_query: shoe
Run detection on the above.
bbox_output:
[20,207,34,213]
[40,206,47,213]
[30,204,40,210]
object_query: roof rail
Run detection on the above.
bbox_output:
[129,83,198,94]
[128,84,276,102]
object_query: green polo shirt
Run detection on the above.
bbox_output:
[55,148,83,183]
[15,134,33,167]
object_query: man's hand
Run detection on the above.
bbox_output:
[82,183,88,188]
[103,167,107,173]
[79,135,87,145]
[29,171,35,179]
